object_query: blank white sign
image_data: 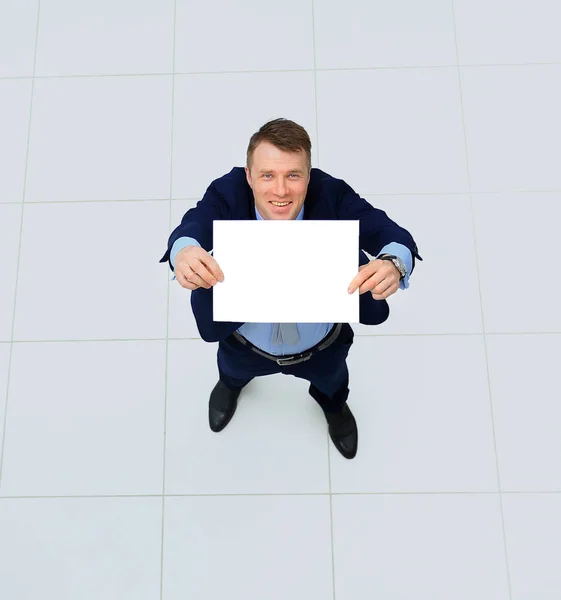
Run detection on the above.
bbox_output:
[212,219,360,323]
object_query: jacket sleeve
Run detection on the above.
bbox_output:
[160,183,244,343]
[337,180,423,275]
[159,181,228,270]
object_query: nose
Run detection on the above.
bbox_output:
[275,179,287,198]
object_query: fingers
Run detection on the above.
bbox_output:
[357,265,391,294]
[206,255,225,283]
[175,269,201,290]
[350,260,400,295]
[349,259,391,293]
[176,246,225,289]
[348,264,375,293]
[190,259,220,288]
[190,249,224,285]
[370,279,396,300]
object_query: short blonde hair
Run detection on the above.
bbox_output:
[246,118,312,171]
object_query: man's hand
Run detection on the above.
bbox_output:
[174,246,224,291]
[347,258,401,301]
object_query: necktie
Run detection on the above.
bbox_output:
[272,323,300,346]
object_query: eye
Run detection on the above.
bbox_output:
[263,173,272,179]
[289,173,299,178]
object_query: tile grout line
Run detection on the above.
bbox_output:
[0,0,42,491]
[310,2,336,597]
[0,490,559,500]
[1,61,560,80]
[311,3,321,171]
[6,331,561,346]
[159,2,178,599]
[451,3,513,597]
[2,188,561,207]
[327,442,337,600]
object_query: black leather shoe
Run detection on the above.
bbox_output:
[209,380,242,432]
[324,404,358,459]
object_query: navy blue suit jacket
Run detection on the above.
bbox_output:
[160,167,422,342]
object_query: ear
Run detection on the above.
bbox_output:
[244,166,252,189]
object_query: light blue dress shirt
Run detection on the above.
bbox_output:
[170,204,412,356]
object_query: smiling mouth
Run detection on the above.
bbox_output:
[270,201,292,206]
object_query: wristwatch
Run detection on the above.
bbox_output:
[378,254,407,280]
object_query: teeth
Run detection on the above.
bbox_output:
[272,202,290,206]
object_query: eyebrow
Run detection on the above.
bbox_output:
[258,169,305,175]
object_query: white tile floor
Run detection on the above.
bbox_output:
[0,1,560,598]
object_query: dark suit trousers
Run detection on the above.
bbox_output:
[216,322,355,412]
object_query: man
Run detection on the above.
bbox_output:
[160,118,422,459]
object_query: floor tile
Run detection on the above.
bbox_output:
[25,76,173,202]
[168,281,200,339]
[486,335,561,491]
[316,68,469,195]
[330,335,498,493]
[175,0,314,73]
[0,341,165,496]
[167,200,203,339]
[35,0,174,76]
[163,495,333,600]
[314,0,456,69]
[0,0,38,77]
[503,493,561,599]
[473,192,561,333]
[0,344,10,466]
[455,0,561,65]
[332,494,510,600]
[0,80,32,203]
[0,205,22,342]
[461,65,561,192]
[165,340,330,494]
[0,497,162,600]
[14,201,169,341]
[172,71,318,199]
[354,194,482,336]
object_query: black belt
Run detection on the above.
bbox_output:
[231,322,343,366]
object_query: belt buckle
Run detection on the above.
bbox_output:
[276,351,312,366]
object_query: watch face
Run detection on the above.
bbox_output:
[393,258,406,277]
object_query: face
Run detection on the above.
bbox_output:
[245,141,310,220]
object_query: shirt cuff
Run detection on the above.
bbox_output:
[377,242,413,290]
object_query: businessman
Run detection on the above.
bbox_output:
[160,118,422,459]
